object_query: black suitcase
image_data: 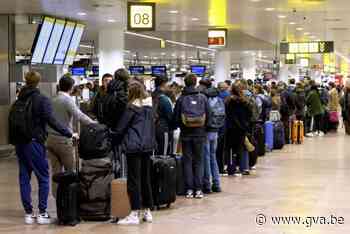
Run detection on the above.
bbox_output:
[53,140,80,226]
[254,123,265,157]
[273,121,285,150]
[151,156,177,209]
[172,154,185,196]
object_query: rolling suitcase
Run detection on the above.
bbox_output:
[292,121,304,144]
[173,154,185,196]
[254,123,265,157]
[53,139,80,226]
[264,121,274,152]
[273,121,285,150]
[111,147,131,220]
[151,134,176,209]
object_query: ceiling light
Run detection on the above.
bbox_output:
[265,8,275,11]
[296,27,304,31]
[77,12,87,16]
[250,0,261,2]
[191,18,199,21]
[304,32,310,35]
[168,10,178,14]
[161,52,166,55]
[144,56,149,58]
[153,57,158,59]
[278,15,286,19]
[289,22,296,25]
[309,35,316,39]
[172,54,176,57]
[107,19,116,23]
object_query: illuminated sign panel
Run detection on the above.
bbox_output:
[127,2,155,31]
[208,29,227,48]
[280,41,334,54]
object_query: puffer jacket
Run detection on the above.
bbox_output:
[112,97,156,155]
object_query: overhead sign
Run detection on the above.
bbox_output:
[127,2,155,31]
[208,29,227,48]
[285,54,296,64]
[280,41,334,54]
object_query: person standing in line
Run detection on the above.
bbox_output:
[112,81,155,225]
[47,74,95,198]
[9,71,72,225]
[173,74,209,199]
[328,82,340,131]
[306,84,325,137]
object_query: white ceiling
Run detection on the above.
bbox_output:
[7,0,350,60]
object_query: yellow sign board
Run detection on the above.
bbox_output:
[127,2,155,31]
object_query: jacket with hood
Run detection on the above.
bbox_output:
[112,97,156,155]
[16,86,72,144]
[295,87,306,118]
[173,86,209,139]
[152,88,174,132]
[204,87,223,132]
[102,79,128,128]
[306,89,324,116]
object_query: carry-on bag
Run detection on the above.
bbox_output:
[172,154,185,196]
[151,134,176,209]
[292,121,304,144]
[264,121,274,152]
[273,121,285,150]
[254,123,265,157]
[53,139,80,226]
[111,147,131,220]
[79,156,113,221]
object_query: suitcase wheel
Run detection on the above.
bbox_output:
[167,203,171,208]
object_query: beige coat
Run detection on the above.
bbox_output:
[328,88,339,112]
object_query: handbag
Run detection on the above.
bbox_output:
[329,111,339,123]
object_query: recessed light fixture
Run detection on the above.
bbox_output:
[161,52,166,55]
[171,53,176,57]
[107,19,116,23]
[168,10,178,14]
[289,22,296,25]
[278,15,286,19]
[250,0,261,2]
[304,32,310,35]
[296,27,304,31]
[265,8,275,11]
[309,35,316,39]
[191,17,199,21]
[144,55,149,58]
[77,12,87,16]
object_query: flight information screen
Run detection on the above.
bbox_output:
[31,17,55,64]
[54,21,76,65]
[42,19,65,64]
[65,23,85,65]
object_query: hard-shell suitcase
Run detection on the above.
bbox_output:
[53,140,80,226]
[172,154,185,196]
[151,156,177,209]
[292,121,304,144]
[264,121,274,152]
[111,147,131,220]
[273,121,285,150]
[254,123,265,157]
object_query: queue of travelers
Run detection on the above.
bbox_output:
[9,69,349,226]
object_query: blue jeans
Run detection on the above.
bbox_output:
[228,150,249,173]
[16,141,49,214]
[203,132,221,190]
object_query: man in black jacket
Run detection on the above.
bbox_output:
[173,74,209,199]
[11,71,72,225]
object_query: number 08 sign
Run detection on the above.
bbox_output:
[127,2,156,31]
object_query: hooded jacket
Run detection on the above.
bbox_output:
[16,86,72,144]
[204,87,222,132]
[112,97,156,155]
[173,86,209,139]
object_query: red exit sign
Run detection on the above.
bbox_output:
[208,29,227,48]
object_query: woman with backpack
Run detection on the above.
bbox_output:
[112,80,156,225]
[225,84,252,176]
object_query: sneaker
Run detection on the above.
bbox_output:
[186,190,194,198]
[142,209,153,223]
[318,132,325,137]
[233,171,242,177]
[212,186,222,193]
[118,211,140,225]
[250,166,257,171]
[242,170,250,176]
[24,213,36,225]
[195,190,204,199]
[306,132,314,137]
[37,212,52,225]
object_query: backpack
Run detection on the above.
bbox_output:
[207,96,225,128]
[257,95,272,122]
[181,94,206,127]
[247,96,259,123]
[79,123,112,160]
[8,97,34,145]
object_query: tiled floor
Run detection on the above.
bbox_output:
[1,132,350,234]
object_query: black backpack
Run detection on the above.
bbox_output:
[79,123,112,160]
[8,97,34,145]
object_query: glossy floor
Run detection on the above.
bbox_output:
[1,132,350,234]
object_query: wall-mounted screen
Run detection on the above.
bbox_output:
[42,19,65,64]
[151,66,167,76]
[65,23,85,65]
[71,67,86,76]
[54,21,75,65]
[129,66,145,75]
[191,65,206,76]
[31,17,55,64]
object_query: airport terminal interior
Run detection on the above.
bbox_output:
[1,0,350,233]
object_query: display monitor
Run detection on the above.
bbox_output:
[151,66,167,76]
[54,21,76,65]
[31,17,55,64]
[71,67,86,76]
[191,65,206,76]
[42,19,66,64]
[129,66,145,75]
[92,66,99,77]
[65,23,85,65]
